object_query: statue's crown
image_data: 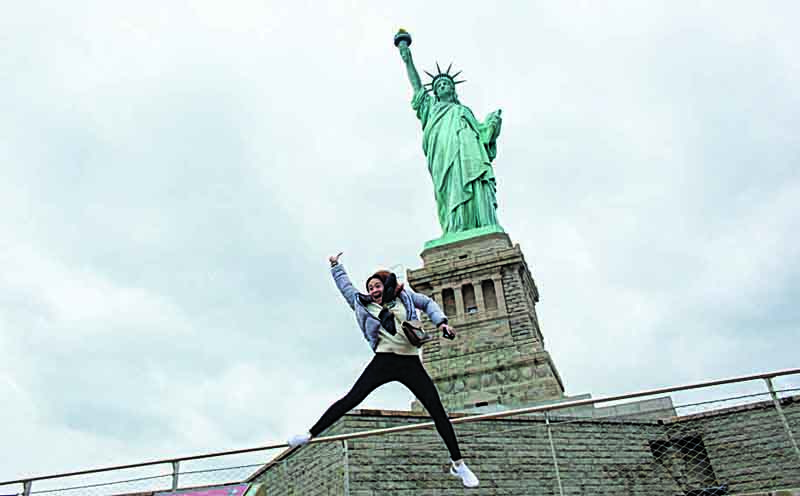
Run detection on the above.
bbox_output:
[424,63,466,91]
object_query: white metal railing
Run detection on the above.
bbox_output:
[1,367,798,496]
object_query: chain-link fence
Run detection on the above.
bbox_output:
[0,450,276,496]
[440,375,800,495]
[538,388,800,495]
[3,369,799,496]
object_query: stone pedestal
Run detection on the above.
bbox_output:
[407,232,565,412]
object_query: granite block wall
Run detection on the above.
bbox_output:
[251,397,800,495]
[252,437,346,495]
[663,397,800,494]
[407,233,565,412]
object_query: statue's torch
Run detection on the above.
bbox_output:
[394,28,412,49]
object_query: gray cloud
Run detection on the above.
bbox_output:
[1,0,798,483]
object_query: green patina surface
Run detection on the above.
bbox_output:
[422,224,505,250]
[396,30,504,241]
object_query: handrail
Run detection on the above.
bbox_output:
[2,366,798,487]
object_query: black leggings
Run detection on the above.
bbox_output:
[309,352,462,461]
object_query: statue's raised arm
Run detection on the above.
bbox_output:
[394,29,422,93]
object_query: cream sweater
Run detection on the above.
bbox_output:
[366,299,419,356]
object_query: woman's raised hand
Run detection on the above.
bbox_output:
[329,252,343,267]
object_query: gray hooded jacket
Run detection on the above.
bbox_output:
[331,264,448,351]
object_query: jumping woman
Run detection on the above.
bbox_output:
[287,252,479,488]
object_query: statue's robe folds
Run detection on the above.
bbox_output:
[412,90,501,234]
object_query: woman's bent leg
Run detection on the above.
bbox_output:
[399,357,463,461]
[309,354,392,437]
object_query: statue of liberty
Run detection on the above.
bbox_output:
[394,30,503,240]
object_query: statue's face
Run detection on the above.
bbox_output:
[434,77,455,100]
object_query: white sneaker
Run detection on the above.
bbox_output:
[287,431,311,448]
[450,460,479,488]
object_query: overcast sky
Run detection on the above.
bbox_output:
[1,0,798,484]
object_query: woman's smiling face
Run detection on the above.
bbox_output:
[367,278,384,304]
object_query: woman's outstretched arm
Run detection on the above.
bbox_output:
[409,290,456,339]
[330,252,357,310]
[409,291,446,325]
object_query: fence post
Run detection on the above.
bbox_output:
[342,440,350,496]
[545,412,565,496]
[171,461,180,491]
[22,481,31,496]
[764,377,800,464]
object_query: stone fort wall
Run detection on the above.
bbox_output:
[249,396,800,495]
